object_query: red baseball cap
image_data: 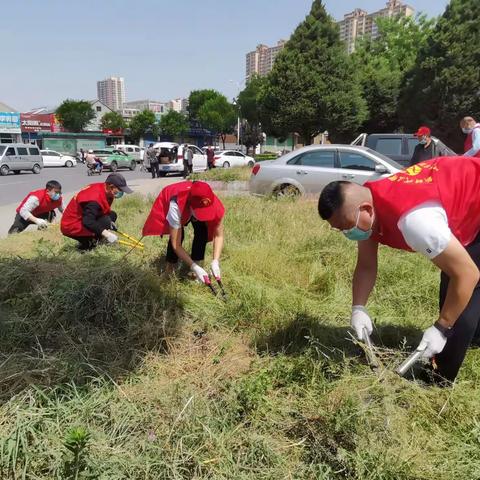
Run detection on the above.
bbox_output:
[189,181,225,222]
[414,126,431,137]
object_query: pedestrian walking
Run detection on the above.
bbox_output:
[206,145,215,169]
[318,156,480,384]
[146,143,160,178]
[183,144,193,178]
[61,173,132,250]
[8,180,64,234]
[142,180,225,283]
[460,116,480,157]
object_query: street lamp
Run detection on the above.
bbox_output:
[230,77,247,149]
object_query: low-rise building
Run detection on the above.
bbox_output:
[0,101,21,143]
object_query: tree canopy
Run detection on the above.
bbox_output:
[259,0,367,144]
[399,0,480,151]
[159,110,189,139]
[353,14,434,133]
[129,110,159,142]
[188,90,220,120]
[56,100,95,132]
[100,111,126,132]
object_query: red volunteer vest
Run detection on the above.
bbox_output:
[61,183,112,237]
[365,157,480,251]
[464,125,480,157]
[16,189,62,216]
[142,181,224,242]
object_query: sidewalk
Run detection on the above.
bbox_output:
[0,177,181,239]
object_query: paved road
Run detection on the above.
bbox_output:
[0,165,182,238]
[0,164,179,207]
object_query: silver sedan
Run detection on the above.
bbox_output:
[249,144,403,197]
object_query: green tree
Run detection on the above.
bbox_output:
[188,89,219,119]
[259,0,367,144]
[353,15,434,132]
[198,94,237,149]
[56,100,95,132]
[159,110,189,139]
[238,75,266,152]
[399,0,480,151]
[129,110,159,142]
[100,111,126,131]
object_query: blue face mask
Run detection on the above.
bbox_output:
[49,192,61,201]
[114,191,124,199]
[462,128,472,134]
[342,208,374,242]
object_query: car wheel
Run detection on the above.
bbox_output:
[1,165,10,176]
[159,171,167,177]
[110,161,118,172]
[32,164,41,174]
[274,184,300,198]
[65,160,73,168]
[223,161,230,168]
[247,160,254,168]
[13,170,21,175]
[129,160,136,171]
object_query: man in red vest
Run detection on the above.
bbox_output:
[318,157,480,383]
[143,180,225,284]
[8,180,64,234]
[61,173,132,250]
[460,116,480,157]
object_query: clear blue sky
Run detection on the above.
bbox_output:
[2,0,449,111]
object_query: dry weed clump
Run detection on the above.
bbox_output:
[0,194,479,479]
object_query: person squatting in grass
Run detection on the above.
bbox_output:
[318,156,480,384]
[142,180,225,284]
[8,180,64,234]
[60,173,132,250]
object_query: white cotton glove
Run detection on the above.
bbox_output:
[351,305,373,341]
[417,326,447,359]
[101,230,118,244]
[211,259,221,280]
[191,263,210,284]
[35,218,48,230]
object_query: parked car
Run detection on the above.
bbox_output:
[151,142,207,176]
[0,143,43,176]
[249,144,402,197]
[351,133,456,167]
[214,150,255,168]
[41,150,77,168]
[114,144,143,163]
[92,149,136,172]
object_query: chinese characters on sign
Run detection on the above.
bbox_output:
[0,112,21,134]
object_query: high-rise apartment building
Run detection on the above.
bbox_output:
[96,76,125,111]
[338,0,414,54]
[245,40,286,81]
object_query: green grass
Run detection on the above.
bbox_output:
[190,166,252,182]
[0,194,479,479]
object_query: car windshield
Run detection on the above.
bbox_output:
[365,148,403,170]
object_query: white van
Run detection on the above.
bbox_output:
[0,143,44,176]
[151,142,207,176]
[114,144,143,162]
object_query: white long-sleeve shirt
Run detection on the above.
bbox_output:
[463,125,480,157]
[19,195,64,221]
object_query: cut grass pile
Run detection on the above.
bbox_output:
[0,193,479,479]
[190,166,252,182]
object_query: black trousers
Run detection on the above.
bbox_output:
[435,233,480,381]
[150,161,160,179]
[183,161,193,178]
[8,211,56,234]
[166,219,208,264]
[66,212,117,250]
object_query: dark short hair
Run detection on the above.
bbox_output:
[46,180,62,191]
[318,181,350,220]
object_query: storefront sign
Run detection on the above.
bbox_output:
[0,112,21,134]
[20,113,55,132]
